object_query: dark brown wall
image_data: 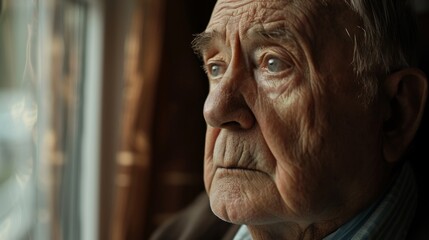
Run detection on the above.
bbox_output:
[145,0,216,238]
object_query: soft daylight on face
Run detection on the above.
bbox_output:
[199,0,392,235]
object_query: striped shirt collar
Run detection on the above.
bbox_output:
[325,162,418,239]
[234,163,418,240]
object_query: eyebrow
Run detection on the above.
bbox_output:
[191,31,222,58]
[191,27,297,58]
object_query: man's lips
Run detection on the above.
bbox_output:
[214,166,272,179]
[216,166,263,173]
[219,166,253,170]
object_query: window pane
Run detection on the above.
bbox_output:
[0,0,38,239]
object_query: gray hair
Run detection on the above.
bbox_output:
[345,0,418,99]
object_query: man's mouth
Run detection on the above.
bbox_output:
[217,166,262,173]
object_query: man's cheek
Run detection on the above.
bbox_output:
[204,156,216,193]
[258,112,301,163]
[274,166,310,216]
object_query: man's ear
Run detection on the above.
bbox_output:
[382,68,428,163]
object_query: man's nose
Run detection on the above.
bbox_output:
[203,77,255,130]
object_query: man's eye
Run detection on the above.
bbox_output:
[264,57,291,73]
[206,63,225,78]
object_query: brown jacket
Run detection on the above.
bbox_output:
[150,193,239,240]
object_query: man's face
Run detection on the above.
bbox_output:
[199,0,389,227]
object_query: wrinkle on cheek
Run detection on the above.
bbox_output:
[204,127,221,158]
[204,159,214,192]
[255,76,325,169]
[283,72,327,164]
[275,164,303,215]
[255,87,327,214]
[258,95,301,161]
[204,127,221,192]
[244,173,282,218]
[275,161,328,220]
[295,95,324,160]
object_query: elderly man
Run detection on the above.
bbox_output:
[151,0,428,239]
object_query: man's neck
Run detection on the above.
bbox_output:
[243,163,416,240]
[246,219,345,240]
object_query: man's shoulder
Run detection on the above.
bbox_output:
[150,193,239,240]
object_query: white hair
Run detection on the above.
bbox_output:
[345,0,418,100]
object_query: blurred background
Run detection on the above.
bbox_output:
[0,0,427,239]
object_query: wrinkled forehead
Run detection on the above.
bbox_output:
[208,0,291,32]
[206,0,354,35]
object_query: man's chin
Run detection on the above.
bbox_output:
[207,172,282,224]
[209,191,261,224]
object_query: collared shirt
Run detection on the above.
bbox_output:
[233,163,418,240]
